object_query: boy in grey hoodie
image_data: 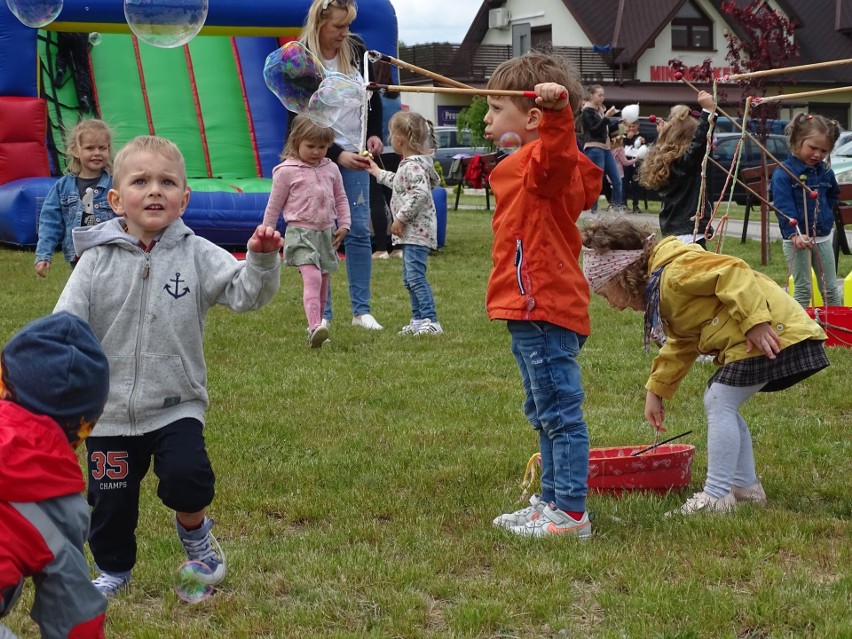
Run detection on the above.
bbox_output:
[54,135,283,597]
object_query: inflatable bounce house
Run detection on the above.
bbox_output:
[0,0,401,248]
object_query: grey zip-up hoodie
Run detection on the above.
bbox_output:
[54,217,281,436]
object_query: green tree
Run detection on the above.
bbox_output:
[456,97,490,148]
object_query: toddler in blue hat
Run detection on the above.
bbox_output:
[0,312,109,639]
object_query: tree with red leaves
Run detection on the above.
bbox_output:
[721,0,799,133]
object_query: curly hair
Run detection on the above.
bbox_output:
[638,105,696,190]
[581,217,656,299]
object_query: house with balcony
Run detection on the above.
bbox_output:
[398,0,852,129]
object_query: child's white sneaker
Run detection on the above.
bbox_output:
[92,570,131,598]
[666,491,736,517]
[415,319,443,335]
[509,504,592,539]
[731,481,767,505]
[307,325,329,348]
[492,494,545,529]
[399,319,424,335]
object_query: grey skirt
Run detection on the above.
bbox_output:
[283,225,339,273]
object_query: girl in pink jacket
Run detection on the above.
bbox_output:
[263,116,351,348]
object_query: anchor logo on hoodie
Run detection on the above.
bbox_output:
[164,272,190,299]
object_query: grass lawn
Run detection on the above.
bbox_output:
[2,211,850,638]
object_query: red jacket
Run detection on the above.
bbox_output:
[0,400,84,503]
[1,401,105,639]
[486,110,602,334]
[1,400,84,587]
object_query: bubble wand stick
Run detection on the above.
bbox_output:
[366,83,562,99]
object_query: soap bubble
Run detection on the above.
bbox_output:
[498,131,522,154]
[6,0,63,28]
[124,0,208,49]
[88,32,102,46]
[174,560,214,604]
[264,41,368,148]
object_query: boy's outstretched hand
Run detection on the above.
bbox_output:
[533,82,570,112]
[247,224,284,254]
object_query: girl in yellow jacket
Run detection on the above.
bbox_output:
[581,218,828,516]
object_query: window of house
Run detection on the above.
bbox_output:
[671,0,714,50]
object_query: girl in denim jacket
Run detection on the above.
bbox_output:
[772,113,842,307]
[34,119,115,277]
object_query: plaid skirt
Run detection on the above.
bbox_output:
[708,338,829,392]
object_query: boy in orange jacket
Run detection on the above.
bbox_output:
[485,52,602,538]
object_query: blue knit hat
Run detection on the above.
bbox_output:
[0,312,109,449]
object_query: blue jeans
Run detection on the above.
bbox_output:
[584,147,623,209]
[324,166,372,319]
[507,321,588,513]
[401,244,437,321]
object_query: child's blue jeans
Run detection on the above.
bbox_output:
[507,320,589,513]
[401,244,437,321]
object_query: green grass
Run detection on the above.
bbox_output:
[2,213,851,639]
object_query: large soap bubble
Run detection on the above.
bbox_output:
[264,41,369,149]
[6,0,63,28]
[124,0,208,49]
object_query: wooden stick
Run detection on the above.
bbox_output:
[706,156,787,218]
[752,86,852,104]
[677,75,812,192]
[368,51,473,89]
[726,58,852,81]
[368,83,538,98]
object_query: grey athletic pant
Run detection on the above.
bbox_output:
[703,382,764,498]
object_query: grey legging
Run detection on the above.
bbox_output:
[703,381,764,498]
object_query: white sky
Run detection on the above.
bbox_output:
[388,0,481,45]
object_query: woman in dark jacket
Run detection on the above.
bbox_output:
[581,84,623,211]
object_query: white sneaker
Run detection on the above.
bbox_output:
[372,251,389,260]
[492,494,545,529]
[731,481,767,505]
[307,325,329,348]
[92,571,131,598]
[399,319,424,335]
[665,491,736,517]
[352,314,383,330]
[320,318,331,329]
[509,504,592,538]
[415,319,443,335]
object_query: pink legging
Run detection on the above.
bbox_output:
[299,265,330,330]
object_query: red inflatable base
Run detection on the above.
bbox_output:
[587,444,695,495]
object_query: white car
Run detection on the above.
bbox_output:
[831,138,852,184]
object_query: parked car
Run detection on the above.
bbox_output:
[708,132,790,204]
[635,132,790,205]
[432,125,486,185]
[831,138,852,184]
[715,116,790,135]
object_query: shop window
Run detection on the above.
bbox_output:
[671,0,714,50]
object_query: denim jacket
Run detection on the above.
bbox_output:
[34,171,113,264]
[772,156,839,240]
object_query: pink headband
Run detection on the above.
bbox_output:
[582,245,646,292]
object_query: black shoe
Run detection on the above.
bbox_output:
[632,205,642,214]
